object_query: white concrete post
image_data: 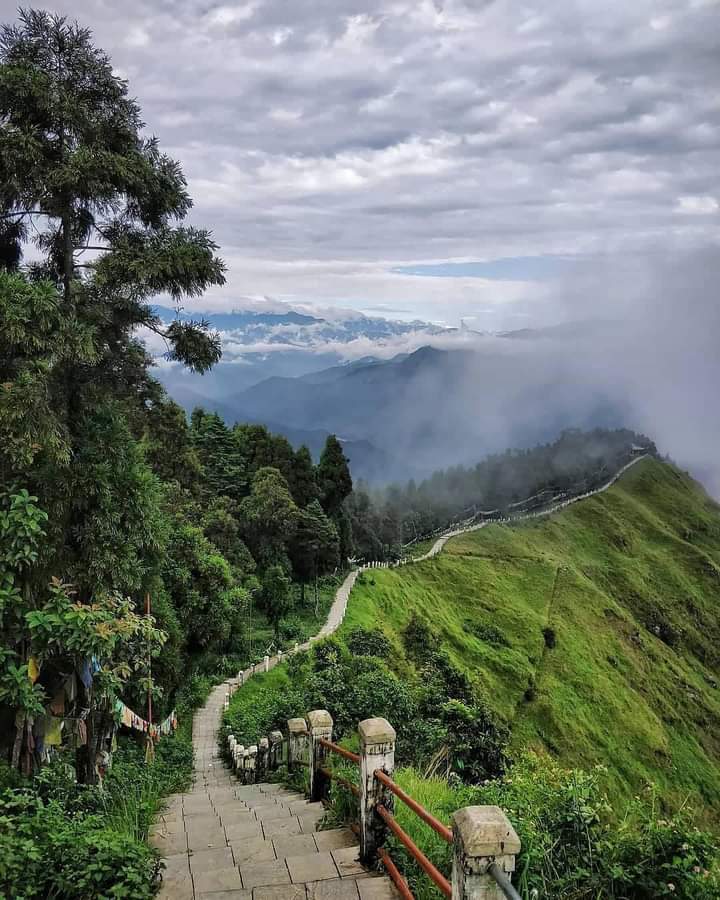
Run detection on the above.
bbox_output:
[358,717,396,865]
[246,744,258,784]
[264,654,270,672]
[287,717,308,773]
[294,642,299,654]
[269,730,284,770]
[257,736,270,780]
[451,806,521,900]
[234,744,244,772]
[241,748,250,783]
[307,709,333,802]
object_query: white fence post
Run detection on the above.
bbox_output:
[287,717,308,773]
[307,709,333,802]
[451,806,521,900]
[358,717,395,864]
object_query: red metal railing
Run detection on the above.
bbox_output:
[374,769,453,844]
[318,737,361,764]
[379,848,414,900]
[376,804,451,897]
[317,738,454,899]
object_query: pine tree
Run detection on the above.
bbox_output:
[289,500,339,606]
[317,435,353,517]
[289,445,319,507]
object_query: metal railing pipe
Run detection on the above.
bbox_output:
[378,848,414,900]
[374,769,452,843]
[318,737,360,764]
[376,804,451,898]
[487,862,523,900]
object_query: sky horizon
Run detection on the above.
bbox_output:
[0,0,717,329]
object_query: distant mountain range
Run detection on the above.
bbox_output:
[156,304,625,482]
[164,348,626,484]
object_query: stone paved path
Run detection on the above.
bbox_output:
[151,680,399,900]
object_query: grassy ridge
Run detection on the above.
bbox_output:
[340,458,720,817]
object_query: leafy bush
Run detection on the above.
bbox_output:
[478,753,720,900]
[0,792,160,900]
[542,626,557,649]
[440,699,509,781]
[347,627,392,659]
[403,613,433,658]
[466,619,511,648]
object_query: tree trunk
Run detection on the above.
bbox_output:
[10,712,24,770]
[61,207,73,303]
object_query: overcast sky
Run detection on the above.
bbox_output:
[3,0,717,327]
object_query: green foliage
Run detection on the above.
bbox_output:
[346,627,392,659]
[240,467,299,569]
[162,521,245,651]
[402,612,434,658]
[466,619,511,647]
[263,564,292,638]
[340,458,720,814]
[476,753,720,900]
[440,699,509,781]
[317,435,353,518]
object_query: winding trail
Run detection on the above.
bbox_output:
[150,453,648,899]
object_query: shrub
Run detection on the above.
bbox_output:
[542,626,557,649]
[311,636,345,671]
[0,792,159,899]
[403,613,433,658]
[440,699,510,782]
[347,627,392,659]
[466,619,511,648]
[421,651,473,704]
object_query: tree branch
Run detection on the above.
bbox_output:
[0,210,49,219]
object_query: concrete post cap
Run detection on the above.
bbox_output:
[248,745,258,755]
[259,737,269,749]
[452,806,521,857]
[270,730,284,743]
[358,717,396,745]
[307,709,333,729]
[288,717,308,733]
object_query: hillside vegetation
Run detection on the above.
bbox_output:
[341,458,720,814]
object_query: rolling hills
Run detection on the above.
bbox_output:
[339,457,720,815]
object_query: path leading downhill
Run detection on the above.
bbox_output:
[150,454,649,898]
[151,606,397,899]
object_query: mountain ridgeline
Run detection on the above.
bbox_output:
[190,342,641,481]
[344,457,720,813]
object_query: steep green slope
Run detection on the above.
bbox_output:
[340,458,720,815]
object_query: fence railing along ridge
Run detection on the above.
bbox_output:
[225,709,522,900]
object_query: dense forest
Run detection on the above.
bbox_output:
[0,9,356,782]
[349,426,656,558]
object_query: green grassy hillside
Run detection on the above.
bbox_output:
[339,458,720,816]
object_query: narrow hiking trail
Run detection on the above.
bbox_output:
[150,454,649,899]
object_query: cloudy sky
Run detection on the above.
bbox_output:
[3,0,718,328]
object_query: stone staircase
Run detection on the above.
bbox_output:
[151,681,399,900]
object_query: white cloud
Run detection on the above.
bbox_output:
[676,195,719,215]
